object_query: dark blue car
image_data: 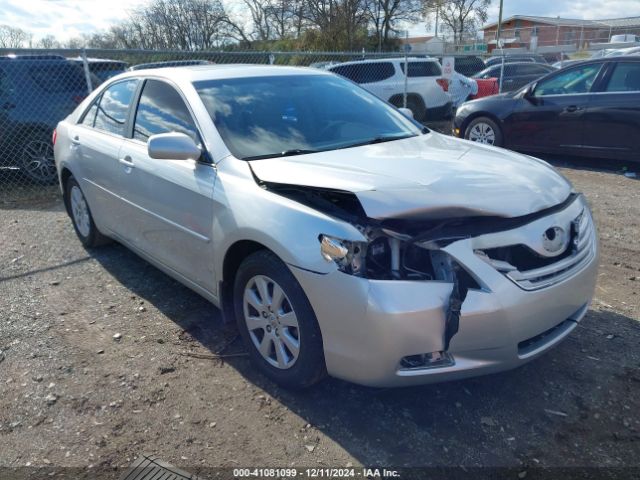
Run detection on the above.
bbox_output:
[1,55,89,183]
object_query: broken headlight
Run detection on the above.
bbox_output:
[319,235,366,276]
[319,233,468,282]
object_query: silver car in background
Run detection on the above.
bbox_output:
[54,65,598,388]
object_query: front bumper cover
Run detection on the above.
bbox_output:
[290,198,598,387]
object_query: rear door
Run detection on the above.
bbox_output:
[581,61,640,159]
[71,79,139,232]
[118,79,216,291]
[507,62,605,153]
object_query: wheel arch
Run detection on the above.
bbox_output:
[59,167,75,216]
[388,93,425,109]
[218,239,273,324]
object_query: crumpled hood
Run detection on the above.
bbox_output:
[249,132,572,220]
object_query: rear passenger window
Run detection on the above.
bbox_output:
[93,80,138,136]
[605,63,640,92]
[133,79,198,143]
[330,63,395,84]
[399,62,441,77]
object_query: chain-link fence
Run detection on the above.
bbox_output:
[1,44,637,195]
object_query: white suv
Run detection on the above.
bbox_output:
[329,57,451,121]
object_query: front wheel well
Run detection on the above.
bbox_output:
[219,240,271,323]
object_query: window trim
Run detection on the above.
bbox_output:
[127,76,211,164]
[77,78,140,139]
[601,61,640,94]
[532,62,606,97]
[399,60,442,78]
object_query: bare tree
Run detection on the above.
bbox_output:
[368,0,423,51]
[35,34,61,49]
[119,0,239,50]
[303,0,369,50]
[0,25,31,48]
[434,0,490,45]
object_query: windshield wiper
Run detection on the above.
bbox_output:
[243,149,319,160]
[336,134,417,150]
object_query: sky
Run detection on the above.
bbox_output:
[1,0,640,42]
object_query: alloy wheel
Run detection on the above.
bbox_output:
[243,275,300,369]
[21,140,56,183]
[468,122,496,145]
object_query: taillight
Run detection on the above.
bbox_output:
[436,78,449,92]
[52,129,57,146]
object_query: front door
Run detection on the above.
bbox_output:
[506,62,605,153]
[118,79,216,291]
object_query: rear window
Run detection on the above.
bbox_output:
[515,64,549,75]
[399,61,441,77]
[605,62,640,92]
[90,63,127,82]
[330,62,395,84]
[28,63,87,93]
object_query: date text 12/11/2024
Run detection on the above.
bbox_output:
[233,468,401,478]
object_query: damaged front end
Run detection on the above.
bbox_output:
[257,175,480,355]
[256,173,581,368]
[318,229,478,357]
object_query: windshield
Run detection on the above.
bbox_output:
[194,74,423,160]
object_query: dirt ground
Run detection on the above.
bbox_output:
[1,160,639,479]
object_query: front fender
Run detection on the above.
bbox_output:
[212,157,366,282]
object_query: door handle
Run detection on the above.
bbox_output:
[119,155,135,168]
[71,135,81,145]
[564,105,582,113]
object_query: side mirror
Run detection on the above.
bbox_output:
[148,132,201,161]
[398,107,414,119]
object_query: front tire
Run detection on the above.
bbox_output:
[465,116,504,147]
[65,176,111,248]
[233,251,326,389]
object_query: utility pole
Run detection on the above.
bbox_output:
[496,0,504,45]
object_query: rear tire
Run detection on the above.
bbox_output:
[464,116,504,147]
[233,250,326,389]
[19,134,57,184]
[65,176,111,248]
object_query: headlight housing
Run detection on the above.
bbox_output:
[319,235,366,276]
[319,232,476,284]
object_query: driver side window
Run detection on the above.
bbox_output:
[534,63,602,96]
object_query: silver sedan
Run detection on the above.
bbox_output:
[54,65,598,388]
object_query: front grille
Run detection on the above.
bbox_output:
[479,208,596,291]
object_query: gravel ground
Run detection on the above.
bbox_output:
[0,162,639,479]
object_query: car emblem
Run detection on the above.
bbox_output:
[542,226,568,254]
